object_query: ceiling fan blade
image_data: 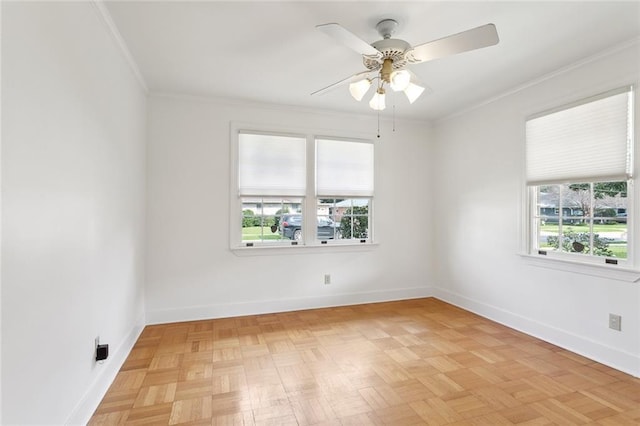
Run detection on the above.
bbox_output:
[407,23,499,64]
[316,23,383,59]
[311,70,372,97]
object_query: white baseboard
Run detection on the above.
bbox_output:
[432,288,640,378]
[65,313,146,425]
[146,286,435,325]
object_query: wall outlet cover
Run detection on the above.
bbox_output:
[609,313,622,331]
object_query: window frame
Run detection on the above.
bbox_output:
[522,85,640,278]
[230,122,376,252]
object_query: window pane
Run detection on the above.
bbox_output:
[317,201,341,241]
[563,220,592,255]
[533,181,629,260]
[540,221,560,253]
[319,198,370,241]
[606,223,628,259]
[537,185,559,225]
[316,215,340,240]
[241,197,302,243]
[562,183,589,225]
[593,181,628,259]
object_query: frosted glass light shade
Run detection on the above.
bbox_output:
[390,70,411,92]
[369,90,386,111]
[404,82,425,104]
[349,79,372,101]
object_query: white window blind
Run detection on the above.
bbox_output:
[525,86,633,185]
[316,138,374,197]
[238,132,306,196]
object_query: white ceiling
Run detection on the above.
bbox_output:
[104,1,640,121]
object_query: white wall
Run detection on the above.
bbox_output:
[0,1,4,419]
[146,95,434,323]
[1,2,147,424]
[432,42,640,376]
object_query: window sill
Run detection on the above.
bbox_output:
[519,253,640,282]
[232,241,379,256]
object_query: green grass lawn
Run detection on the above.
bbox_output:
[242,226,283,241]
[608,243,628,259]
[538,242,627,258]
[540,223,627,233]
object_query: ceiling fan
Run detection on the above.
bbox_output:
[312,19,499,110]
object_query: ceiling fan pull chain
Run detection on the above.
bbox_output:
[377,109,381,138]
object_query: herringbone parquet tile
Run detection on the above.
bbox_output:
[89,298,640,425]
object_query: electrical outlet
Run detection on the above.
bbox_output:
[324,274,331,285]
[609,314,622,331]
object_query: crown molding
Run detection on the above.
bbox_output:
[149,91,432,126]
[438,36,640,123]
[91,0,148,93]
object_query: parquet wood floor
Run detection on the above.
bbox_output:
[89,298,640,425]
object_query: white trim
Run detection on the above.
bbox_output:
[151,91,428,126]
[438,36,640,124]
[146,287,434,325]
[526,85,633,121]
[232,241,379,255]
[91,0,148,93]
[64,314,145,426]
[432,289,640,378]
[519,253,640,282]
[232,122,374,147]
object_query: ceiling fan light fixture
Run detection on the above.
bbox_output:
[390,69,411,92]
[313,19,499,117]
[369,87,386,111]
[404,82,425,104]
[349,78,372,101]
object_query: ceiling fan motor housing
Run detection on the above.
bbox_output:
[364,38,411,71]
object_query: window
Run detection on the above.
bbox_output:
[316,138,374,243]
[526,86,634,266]
[237,132,306,245]
[232,128,374,248]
